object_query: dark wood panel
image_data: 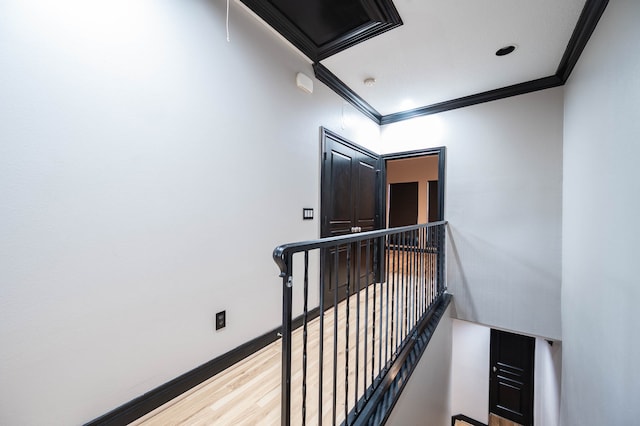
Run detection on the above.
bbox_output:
[270,0,369,46]
[428,180,439,222]
[357,158,377,226]
[239,0,402,62]
[328,149,353,230]
[388,182,418,227]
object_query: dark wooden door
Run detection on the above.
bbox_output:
[489,329,535,426]
[321,128,380,308]
[428,180,439,222]
[388,182,418,227]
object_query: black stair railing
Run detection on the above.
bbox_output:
[273,221,447,426]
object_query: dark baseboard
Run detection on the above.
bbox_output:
[452,413,488,426]
[85,307,320,426]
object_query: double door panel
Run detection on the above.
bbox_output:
[321,131,380,307]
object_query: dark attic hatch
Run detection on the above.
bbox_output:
[239,0,402,62]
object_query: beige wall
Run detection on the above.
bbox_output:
[386,155,439,224]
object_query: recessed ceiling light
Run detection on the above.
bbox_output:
[495,45,517,56]
[364,77,376,87]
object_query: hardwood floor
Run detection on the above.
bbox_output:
[131,339,280,425]
[132,254,438,425]
[132,288,385,425]
[488,413,522,426]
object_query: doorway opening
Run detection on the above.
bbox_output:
[383,149,445,227]
[388,182,419,227]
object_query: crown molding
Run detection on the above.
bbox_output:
[556,0,609,82]
[313,63,383,124]
[317,0,609,125]
[380,76,563,125]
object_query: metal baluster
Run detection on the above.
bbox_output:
[280,253,293,426]
[302,251,309,426]
[376,236,383,377]
[429,227,434,306]
[318,249,325,426]
[332,245,339,426]
[408,230,412,330]
[420,228,426,316]
[438,225,445,294]
[344,244,351,425]
[384,235,390,368]
[416,228,419,318]
[411,229,416,330]
[440,225,447,293]
[398,232,407,344]
[418,228,423,318]
[354,240,362,413]
[425,227,429,308]
[392,233,398,355]
[435,225,440,297]
[371,240,377,386]
[409,229,414,330]
[364,240,370,397]
[435,226,439,300]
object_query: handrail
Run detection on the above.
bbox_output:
[273,221,447,426]
[273,221,448,276]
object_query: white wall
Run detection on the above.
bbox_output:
[451,319,490,424]
[534,339,561,426]
[450,320,561,426]
[0,1,379,424]
[381,88,564,340]
[562,1,640,424]
[386,305,452,426]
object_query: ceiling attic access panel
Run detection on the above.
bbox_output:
[239,0,403,62]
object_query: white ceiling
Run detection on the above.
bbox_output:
[320,0,587,116]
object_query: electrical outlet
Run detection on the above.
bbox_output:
[215,311,226,330]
